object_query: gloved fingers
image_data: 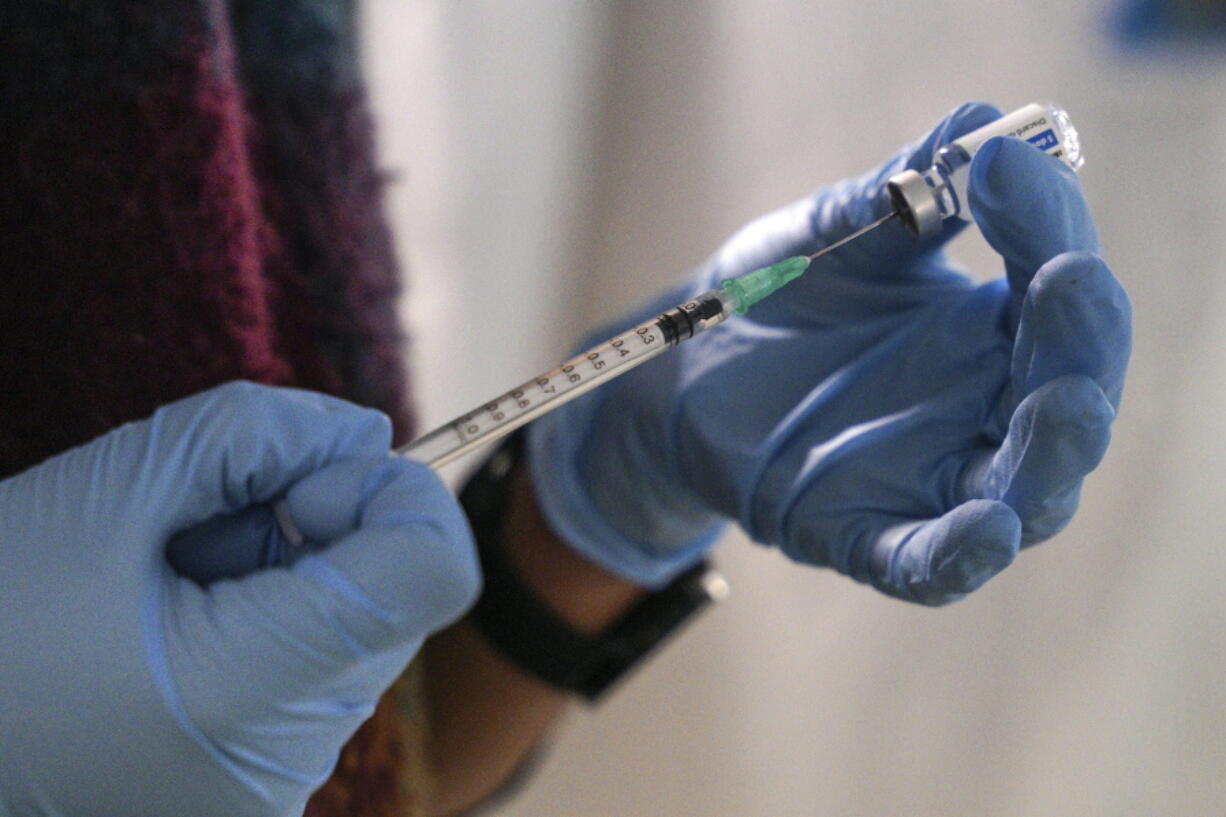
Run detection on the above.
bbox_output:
[968,136,1100,327]
[117,382,391,540]
[865,499,1022,606]
[164,574,420,788]
[1008,251,1132,414]
[967,374,1114,547]
[305,455,480,639]
[167,458,478,709]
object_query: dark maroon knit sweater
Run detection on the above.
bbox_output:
[1,2,417,814]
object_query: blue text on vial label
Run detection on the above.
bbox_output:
[1027,129,1059,151]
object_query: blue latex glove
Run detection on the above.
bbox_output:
[0,382,479,817]
[529,102,1131,602]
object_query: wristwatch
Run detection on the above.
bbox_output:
[460,432,728,701]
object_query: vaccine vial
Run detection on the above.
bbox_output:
[886,102,1083,239]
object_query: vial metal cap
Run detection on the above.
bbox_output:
[886,169,942,239]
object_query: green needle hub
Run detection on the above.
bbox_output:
[720,255,811,315]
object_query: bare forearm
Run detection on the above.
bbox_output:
[418,466,644,815]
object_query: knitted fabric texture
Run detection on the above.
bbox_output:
[0,2,421,814]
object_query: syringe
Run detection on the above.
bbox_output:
[273,253,818,546]
[404,101,1084,469]
[272,101,1084,546]
[406,253,813,468]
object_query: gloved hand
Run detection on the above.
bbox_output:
[0,382,479,817]
[528,102,1131,602]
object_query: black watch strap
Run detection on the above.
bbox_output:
[460,432,728,702]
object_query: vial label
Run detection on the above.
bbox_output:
[952,102,1076,169]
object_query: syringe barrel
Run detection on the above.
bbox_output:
[886,101,1083,238]
[399,289,733,469]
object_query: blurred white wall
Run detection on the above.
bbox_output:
[363,2,1226,815]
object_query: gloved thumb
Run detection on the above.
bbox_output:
[968,135,1099,315]
[105,382,393,548]
[868,499,1021,605]
[286,454,482,643]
